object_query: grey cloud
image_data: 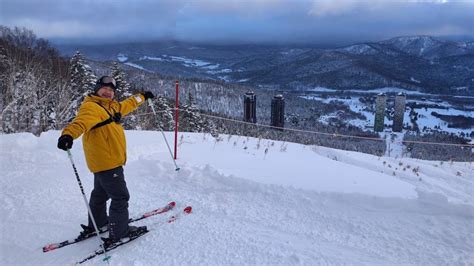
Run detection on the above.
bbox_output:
[1,0,185,41]
[0,0,472,44]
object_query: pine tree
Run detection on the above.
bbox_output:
[111,62,137,128]
[111,62,132,100]
[154,95,175,131]
[68,51,96,118]
[181,91,212,133]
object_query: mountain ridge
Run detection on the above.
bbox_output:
[55,35,474,95]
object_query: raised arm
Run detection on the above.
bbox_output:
[62,102,103,139]
[119,92,154,116]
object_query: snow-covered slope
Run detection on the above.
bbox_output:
[0,131,473,265]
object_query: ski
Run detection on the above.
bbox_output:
[131,201,177,223]
[77,228,149,264]
[42,201,176,253]
[167,206,192,223]
[77,206,192,264]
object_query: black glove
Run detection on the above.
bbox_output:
[57,135,73,151]
[142,91,155,100]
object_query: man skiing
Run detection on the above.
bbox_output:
[57,76,155,246]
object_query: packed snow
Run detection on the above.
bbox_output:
[0,131,473,265]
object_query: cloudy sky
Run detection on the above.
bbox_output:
[1,0,473,45]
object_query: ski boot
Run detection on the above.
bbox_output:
[101,225,148,249]
[76,224,108,241]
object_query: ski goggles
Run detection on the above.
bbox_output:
[97,76,117,89]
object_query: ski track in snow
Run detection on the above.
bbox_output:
[0,131,473,265]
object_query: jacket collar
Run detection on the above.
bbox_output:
[84,94,114,105]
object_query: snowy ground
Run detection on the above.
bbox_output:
[301,94,473,136]
[0,131,473,265]
[130,54,227,74]
[408,104,473,135]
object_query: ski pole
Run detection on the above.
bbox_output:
[147,98,180,171]
[66,150,111,263]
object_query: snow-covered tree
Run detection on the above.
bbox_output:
[178,91,219,135]
[111,62,132,100]
[70,51,96,95]
[111,62,136,128]
[154,95,175,131]
[181,92,205,132]
[68,51,96,117]
[0,26,66,135]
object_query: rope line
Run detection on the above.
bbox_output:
[2,107,473,148]
[195,111,473,148]
[196,111,385,141]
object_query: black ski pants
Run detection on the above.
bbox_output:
[88,166,130,240]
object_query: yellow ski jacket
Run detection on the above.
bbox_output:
[61,94,145,173]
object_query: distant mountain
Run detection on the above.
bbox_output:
[228,36,473,94]
[55,36,474,95]
[380,35,473,59]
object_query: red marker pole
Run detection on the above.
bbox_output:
[174,80,179,160]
